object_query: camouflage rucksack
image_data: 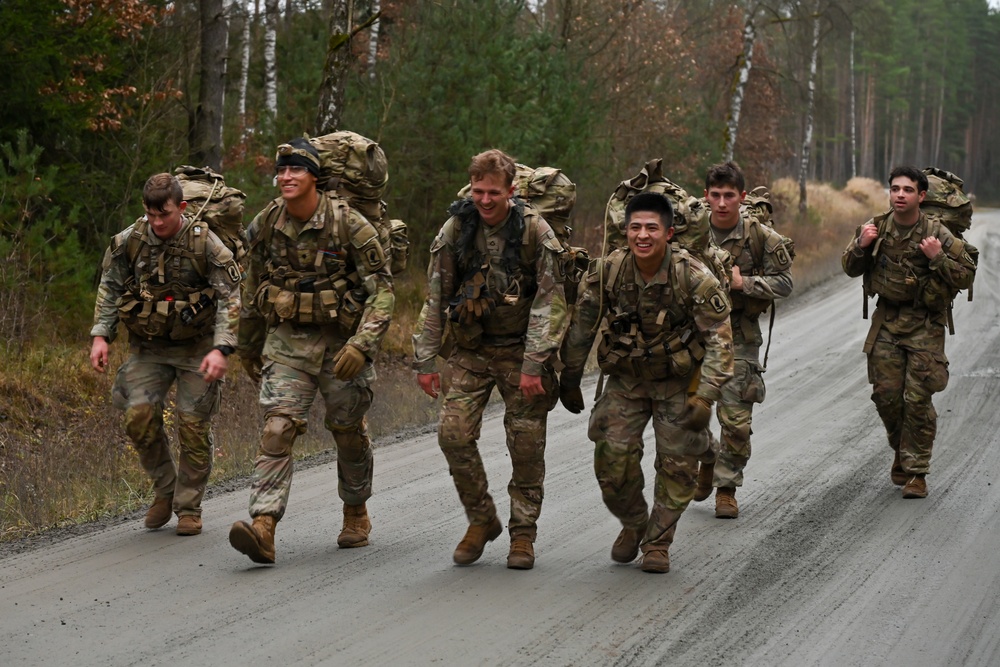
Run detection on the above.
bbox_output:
[307,130,409,274]
[921,167,973,237]
[173,165,248,264]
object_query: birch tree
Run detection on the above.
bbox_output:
[724,2,759,162]
[315,0,352,134]
[263,0,279,120]
[798,0,820,215]
[368,0,380,81]
[237,0,252,129]
[191,0,230,170]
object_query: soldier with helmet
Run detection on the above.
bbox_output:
[89,172,242,537]
[412,148,568,571]
[559,192,734,574]
[229,138,394,564]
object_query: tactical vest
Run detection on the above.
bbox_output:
[596,247,705,381]
[253,195,368,335]
[117,217,218,342]
[719,216,789,317]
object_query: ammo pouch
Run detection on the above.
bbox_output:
[256,271,361,331]
[482,296,533,338]
[597,319,704,381]
[118,287,217,342]
[919,276,953,313]
[869,255,920,303]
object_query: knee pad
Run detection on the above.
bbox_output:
[261,415,298,458]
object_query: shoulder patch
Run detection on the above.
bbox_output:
[350,220,379,249]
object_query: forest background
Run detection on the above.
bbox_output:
[1,0,998,538]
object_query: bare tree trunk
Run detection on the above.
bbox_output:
[367,0,380,82]
[798,1,820,215]
[191,0,230,170]
[263,0,279,120]
[861,69,875,177]
[315,0,353,134]
[724,3,758,162]
[238,0,252,128]
[849,28,857,179]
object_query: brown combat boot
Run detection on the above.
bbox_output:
[891,451,906,486]
[453,516,503,565]
[144,496,173,529]
[716,487,739,519]
[611,526,643,563]
[902,474,928,499]
[176,515,202,536]
[338,503,372,548]
[693,462,715,502]
[229,515,277,564]
[640,549,671,573]
[507,538,535,570]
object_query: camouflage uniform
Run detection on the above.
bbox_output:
[239,193,394,520]
[560,245,734,554]
[91,215,241,517]
[707,213,793,487]
[412,198,568,542]
[843,211,975,474]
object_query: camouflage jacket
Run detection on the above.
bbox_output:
[412,199,568,376]
[239,194,394,376]
[710,214,793,357]
[90,215,240,351]
[843,211,975,339]
[561,246,734,401]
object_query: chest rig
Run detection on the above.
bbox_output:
[597,248,705,380]
[866,214,935,307]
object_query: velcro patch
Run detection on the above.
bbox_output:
[709,292,728,314]
[225,260,242,284]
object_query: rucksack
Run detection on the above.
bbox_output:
[173,165,248,264]
[307,130,408,274]
[921,167,973,237]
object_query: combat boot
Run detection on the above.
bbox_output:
[144,496,173,529]
[611,526,643,563]
[176,515,202,536]
[453,516,503,565]
[891,451,906,486]
[716,487,739,519]
[507,538,535,570]
[338,503,372,548]
[640,549,671,573]
[693,462,715,502]
[902,474,928,499]
[229,515,277,564]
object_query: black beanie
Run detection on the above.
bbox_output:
[275,138,321,178]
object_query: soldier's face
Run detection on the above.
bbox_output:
[626,211,673,264]
[277,164,318,205]
[705,184,746,230]
[144,200,187,240]
[889,176,926,216]
[470,173,515,227]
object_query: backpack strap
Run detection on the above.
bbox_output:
[862,212,892,321]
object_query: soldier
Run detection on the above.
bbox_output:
[229,138,394,564]
[413,149,568,570]
[559,192,734,573]
[694,162,794,518]
[89,173,241,536]
[843,165,975,499]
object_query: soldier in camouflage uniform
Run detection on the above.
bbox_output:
[695,162,794,519]
[229,139,394,564]
[413,149,568,570]
[843,166,976,499]
[559,192,734,573]
[90,173,242,537]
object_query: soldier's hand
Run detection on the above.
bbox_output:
[730,264,743,291]
[333,344,367,381]
[241,355,263,384]
[418,372,441,399]
[559,383,585,414]
[519,373,545,397]
[858,223,878,249]
[677,395,713,432]
[90,336,109,373]
[919,236,943,259]
[200,349,228,383]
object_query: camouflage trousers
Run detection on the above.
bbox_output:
[112,349,222,517]
[588,376,711,551]
[248,357,374,520]
[867,330,949,475]
[708,358,766,488]
[439,344,558,542]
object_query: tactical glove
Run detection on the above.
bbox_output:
[559,383,585,414]
[454,270,495,324]
[677,395,713,432]
[333,344,367,381]
[241,355,263,384]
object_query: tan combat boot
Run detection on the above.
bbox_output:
[507,538,535,570]
[229,515,277,564]
[716,487,739,519]
[902,474,927,499]
[176,515,202,536]
[144,496,173,529]
[338,503,372,548]
[891,451,906,486]
[453,516,503,565]
[693,462,715,502]
[611,526,643,563]
[640,549,671,573]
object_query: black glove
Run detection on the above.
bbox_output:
[559,383,585,414]
[677,395,712,432]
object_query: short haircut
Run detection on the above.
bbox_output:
[625,192,674,228]
[705,161,745,193]
[143,173,184,211]
[469,149,517,187]
[888,165,928,194]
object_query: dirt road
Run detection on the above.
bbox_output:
[2,214,998,667]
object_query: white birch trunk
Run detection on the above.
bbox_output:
[798,2,820,215]
[238,0,252,127]
[724,3,758,162]
[263,0,279,120]
[368,0,380,82]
